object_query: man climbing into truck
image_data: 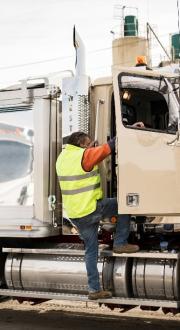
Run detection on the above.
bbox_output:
[56,131,139,300]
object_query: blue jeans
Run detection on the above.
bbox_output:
[71,198,130,292]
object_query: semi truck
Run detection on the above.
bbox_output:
[0,25,180,314]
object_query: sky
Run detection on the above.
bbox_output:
[0,0,179,86]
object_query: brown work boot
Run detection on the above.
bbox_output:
[88,290,112,300]
[113,243,139,254]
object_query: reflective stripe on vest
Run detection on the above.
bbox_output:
[61,182,101,195]
[56,144,103,218]
[58,169,99,181]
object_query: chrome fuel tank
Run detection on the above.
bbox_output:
[5,253,180,301]
[132,258,180,300]
[5,253,103,294]
[103,257,132,297]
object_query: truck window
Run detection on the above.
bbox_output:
[119,73,179,133]
[0,141,32,183]
[121,88,169,130]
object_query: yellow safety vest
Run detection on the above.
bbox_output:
[56,144,103,219]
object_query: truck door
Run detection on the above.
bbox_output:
[113,68,180,215]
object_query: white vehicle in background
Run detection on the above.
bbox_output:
[0,127,33,206]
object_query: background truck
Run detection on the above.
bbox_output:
[0,17,180,314]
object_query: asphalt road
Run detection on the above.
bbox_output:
[0,300,179,330]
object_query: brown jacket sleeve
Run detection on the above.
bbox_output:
[82,143,111,172]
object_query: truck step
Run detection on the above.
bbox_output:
[0,289,179,308]
[3,248,180,260]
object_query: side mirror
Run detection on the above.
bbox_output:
[167,120,178,133]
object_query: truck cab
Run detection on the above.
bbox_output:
[92,68,180,226]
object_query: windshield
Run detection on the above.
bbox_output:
[0,141,32,183]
